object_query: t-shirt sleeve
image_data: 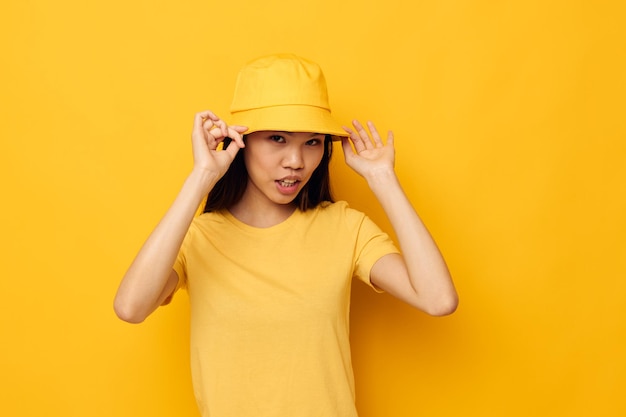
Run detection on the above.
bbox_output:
[172,225,192,294]
[351,211,400,291]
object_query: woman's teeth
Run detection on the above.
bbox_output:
[279,180,297,187]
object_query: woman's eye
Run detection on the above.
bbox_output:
[270,135,285,143]
[306,138,322,146]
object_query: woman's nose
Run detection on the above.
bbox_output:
[282,147,304,169]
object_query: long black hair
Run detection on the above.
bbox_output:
[204,135,334,212]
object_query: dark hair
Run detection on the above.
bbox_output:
[204,135,334,213]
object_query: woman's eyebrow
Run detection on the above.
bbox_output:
[268,131,323,137]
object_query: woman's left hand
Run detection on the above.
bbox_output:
[341,120,396,183]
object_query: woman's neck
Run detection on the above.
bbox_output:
[228,193,297,228]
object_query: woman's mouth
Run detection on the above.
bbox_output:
[278,179,298,187]
[276,179,300,194]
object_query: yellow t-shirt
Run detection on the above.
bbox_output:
[173,201,398,417]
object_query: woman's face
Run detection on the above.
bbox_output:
[242,131,326,207]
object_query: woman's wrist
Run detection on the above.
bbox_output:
[186,168,220,200]
[365,166,399,190]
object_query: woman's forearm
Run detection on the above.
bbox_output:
[114,168,218,323]
[367,168,458,314]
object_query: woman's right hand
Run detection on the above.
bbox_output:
[191,110,248,183]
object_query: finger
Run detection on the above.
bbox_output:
[340,137,356,162]
[367,121,384,148]
[197,110,220,122]
[343,125,366,153]
[352,120,373,150]
[213,119,228,138]
[387,130,394,147]
[193,112,213,144]
[232,125,249,133]
[202,117,215,132]
[226,126,246,148]
[223,136,242,160]
[202,116,225,137]
[208,125,245,149]
[194,111,211,131]
[232,125,248,146]
[205,127,225,149]
[196,110,227,138]
[208,126,224,140]
[197,110,220,134]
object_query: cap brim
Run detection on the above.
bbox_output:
[230,105,348,141]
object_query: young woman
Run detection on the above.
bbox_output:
[114,54,458,417]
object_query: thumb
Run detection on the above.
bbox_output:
[223,137,242,161]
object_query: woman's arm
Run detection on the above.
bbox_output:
[341,121,458,316]
[113,111,247,323]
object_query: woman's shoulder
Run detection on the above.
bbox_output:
[194,210,226,220]
[189,210,229,231]
[318,200,361,212]
[313,200,367,223]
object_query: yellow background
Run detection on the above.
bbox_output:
[1,0,625,416]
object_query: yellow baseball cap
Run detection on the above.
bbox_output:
[229,54,347,139]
